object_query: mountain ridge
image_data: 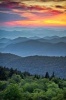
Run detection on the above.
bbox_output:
[0,39,66,56]
[0,29,66,39]
[0,52,66,78]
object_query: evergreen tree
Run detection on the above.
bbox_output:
[51,72,55,79]
[9,68,14,77]
[45,72,49,78]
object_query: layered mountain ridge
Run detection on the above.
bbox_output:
[0,52,66,78]
[0,35,66,57]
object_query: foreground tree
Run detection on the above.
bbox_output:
[4,83,22,100]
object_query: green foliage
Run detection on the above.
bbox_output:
[9,74,22,83]
[23,82,39,93]
[3,83,22,100]
[52,94,64,100]
[0,66,8,80]
[0,81,7,91]
[0,66,66,100]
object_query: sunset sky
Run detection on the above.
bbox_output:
[0,0,66,28]
[0,0,66,38]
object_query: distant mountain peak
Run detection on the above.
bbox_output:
[29,36,40,39]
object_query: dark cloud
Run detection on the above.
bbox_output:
[0,11,27,22]
[0,7,11,11]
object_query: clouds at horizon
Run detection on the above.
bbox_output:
[0,1,66,28]
[0,8,66,27]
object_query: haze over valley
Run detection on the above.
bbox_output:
[0,0,66,79]
[0,34,66,57]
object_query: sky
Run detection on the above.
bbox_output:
[0,0,66,37]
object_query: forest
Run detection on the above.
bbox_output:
[0,66,66,100]
[0,53,66,78]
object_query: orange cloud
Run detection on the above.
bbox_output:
[20,12,38,20]
[0,8,66,27]
[43,13,66,26]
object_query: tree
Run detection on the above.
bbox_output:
[9,68,14,77]
[51,72,55,78]
[0,81,7,91]
[0,66,7,80]
[52,94,64,100]
[4,83,22,100]
[9,74,22,84]
[45,72,50,78]
[34,74,40,79]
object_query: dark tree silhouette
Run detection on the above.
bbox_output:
[51,72,55,78]
[45,72,49,78]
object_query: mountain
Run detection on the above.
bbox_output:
[0,38,12,48]
[0,35,66,56]
[37,36,66,43]
[0,43,7,48]
[0,29,66,39]
[9,37,30,44]
[43,36,59,40]
[29,36,40,40]
[0,38,11,43]
[0,53,21,68]
[0,39,66,56]
[0,53,66,78]
[0,36,66,44]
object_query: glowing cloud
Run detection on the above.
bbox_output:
[0,1,66,27]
